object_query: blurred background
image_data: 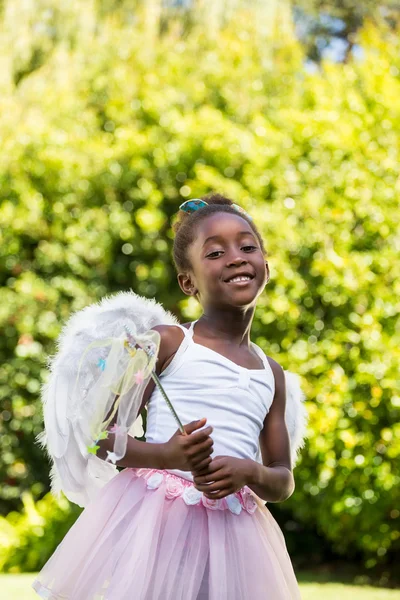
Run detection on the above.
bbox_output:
[0,1,399,598]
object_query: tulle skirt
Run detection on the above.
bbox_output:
[32,467,301,599]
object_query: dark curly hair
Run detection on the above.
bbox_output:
[172,193,266,272]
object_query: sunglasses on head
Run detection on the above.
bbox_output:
[179,199,252,220]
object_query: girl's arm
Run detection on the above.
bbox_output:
[97,325,214,473]
[244,358,295,502]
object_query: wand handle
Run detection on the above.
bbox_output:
[151,372,186,435]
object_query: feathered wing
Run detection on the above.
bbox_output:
[283,370,309,467]
[36,291,178,507]
[255,370,308,469]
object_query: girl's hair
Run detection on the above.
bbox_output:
[172,192,266,272]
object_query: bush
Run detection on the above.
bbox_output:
[0,491,81,573]
[0,3,398,570]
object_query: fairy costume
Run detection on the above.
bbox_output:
[33,293,307,599]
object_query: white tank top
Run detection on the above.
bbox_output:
[145,320,275,481]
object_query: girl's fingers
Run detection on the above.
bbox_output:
[191,462,212,477]
[191,450,213,468]
[187,438,213,457]
[183,419,207,435]
[194,478,230,493]
[193,465,224,485]
[203,488,233,500]
[191,456,212,472]
[185,426,213,445]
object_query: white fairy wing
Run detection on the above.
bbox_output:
[36,291,178,508]
[283,370,309,467]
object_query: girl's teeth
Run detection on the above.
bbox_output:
[230,276,250,282]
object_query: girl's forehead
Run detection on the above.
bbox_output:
[195,212,254,240]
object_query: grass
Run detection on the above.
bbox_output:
[1,573,399,600]
[2,575,38,600]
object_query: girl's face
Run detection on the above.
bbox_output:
[179,212,269,309]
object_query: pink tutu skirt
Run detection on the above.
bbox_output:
[32,468,301,599]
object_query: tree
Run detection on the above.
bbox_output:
[295,0,400,61]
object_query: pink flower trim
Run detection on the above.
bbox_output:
[202,495,222,510]
[165,476,185,499]
[134,469,258,515]
[241,487,258,514]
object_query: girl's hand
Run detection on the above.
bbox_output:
[163,418,214,472]
[193,456,252,499]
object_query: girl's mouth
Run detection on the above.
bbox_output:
[224,274,254,286]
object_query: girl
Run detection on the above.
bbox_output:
[33,193,304,599]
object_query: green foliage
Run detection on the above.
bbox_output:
[0,1,399,573]
[0,492,82,573]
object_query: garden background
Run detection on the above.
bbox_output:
[0,0,399,597]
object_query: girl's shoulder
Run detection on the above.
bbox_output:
[151,323,188,374]
[151,322,189,346]
[264,355,286,398]
[265,355,284,376]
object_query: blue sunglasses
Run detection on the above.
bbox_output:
[179,199,252,220]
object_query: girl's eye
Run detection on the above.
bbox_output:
[242,245,257,252]
[206,250,223,258]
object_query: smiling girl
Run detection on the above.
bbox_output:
[33,193,302,599]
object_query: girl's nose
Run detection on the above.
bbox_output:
[227,255,248,267]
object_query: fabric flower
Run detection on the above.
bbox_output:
[225,493,242,515]
[108,423,121,435]
[108,424,129,435]
[182,486,203,506]
[146,472,164,490]
[134,369,145,385]
[241,490,258,514]
[202,495,222,510]
[165,475,185,499]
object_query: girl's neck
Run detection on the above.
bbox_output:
[196,309,255,346]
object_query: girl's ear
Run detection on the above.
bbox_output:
[177,272,198,296]
[265,261,270,284]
